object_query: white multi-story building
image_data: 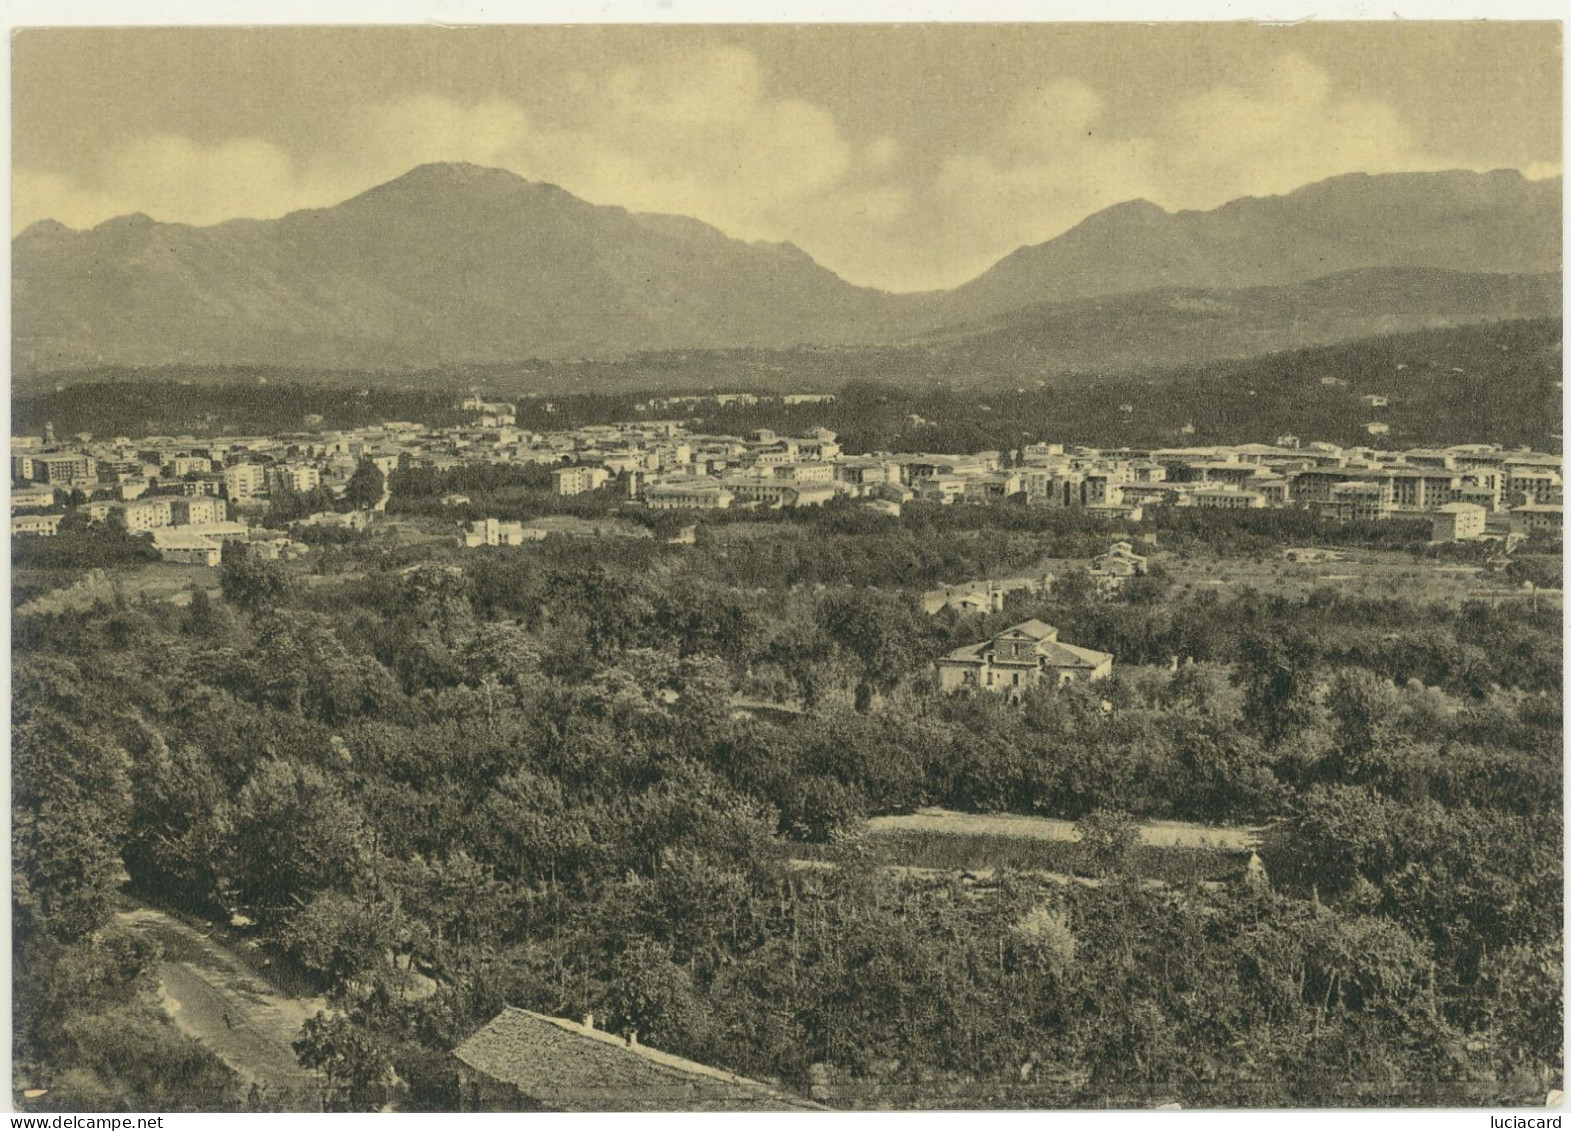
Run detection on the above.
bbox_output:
[225,463,269,501]
[464,518,546,547]
[1431,502,1486,542]
[645,483,734,510]
[267,464,322,494]
[552,466,611,496]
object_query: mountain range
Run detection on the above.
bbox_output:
[11,162,1562,376]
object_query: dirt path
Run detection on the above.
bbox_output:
[116,907,328,1108]
[868,807,1263,850]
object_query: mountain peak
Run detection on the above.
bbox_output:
[93,211,157,230]
[16,218,74,240]
[340,162,550,211]
[1101,197,1167,217]
[397,161,530,185]
[752,238,815,263]
[1052,197,1169,239]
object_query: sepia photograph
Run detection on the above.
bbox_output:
[7,14,1565,1116]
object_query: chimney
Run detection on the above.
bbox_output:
[627,1030,639,1048]
[582,1012,595,1030]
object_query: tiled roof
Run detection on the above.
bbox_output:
[452,1008,820,1112]
[940,641,988,663]
[939,635,1110,670]
[1038,640,1114,669]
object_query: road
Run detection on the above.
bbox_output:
[116,906,328,1108]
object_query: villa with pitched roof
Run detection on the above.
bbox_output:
[936,619,1113,694]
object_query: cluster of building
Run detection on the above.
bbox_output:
[542,423,1561,541]
[632,391,837,413]
[11,403,1563,565]
[6,421,386,563]
[920,542,1153,616]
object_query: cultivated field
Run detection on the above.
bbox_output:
[794,809,1262,884]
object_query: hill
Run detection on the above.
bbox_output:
[16,320,1560,453]
[909,267,1561,374]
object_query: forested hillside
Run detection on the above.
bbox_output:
[12,502,1561,1110]
[15,319,1562,452]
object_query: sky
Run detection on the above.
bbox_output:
[11,23,1563,292]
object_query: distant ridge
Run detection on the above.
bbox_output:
[912,266,1562,374]
[12,163,1562,375]
[914,168,1562,327]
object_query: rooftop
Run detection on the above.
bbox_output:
[452,1008,818,1112]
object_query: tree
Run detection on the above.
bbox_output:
[11,673,135,944]
[294,1012,394,1112]
[1075,809,1140,880]
[123,737,229,909]
[1122,564,1173,605]
[1323,668,1402,778]
[1479,938,1564,1093]
[345,458,387,511]
[219,554,294,613]
[266,485,335,526]
[1232,629,1320,748]
[818,590,928,711]
[224,759,369,929]
[278,891,398,990]
[1504,554,1561,592]
[609,936,710,1050]
[1051,570,1097,606]
[181,587,236,638]
[1009,904,1076,976]
[12,805,130,944]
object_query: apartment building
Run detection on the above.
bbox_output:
[1320,481,1394,524]
[267,464,322,495]
[552,466,612,496]
[225,463,270,501]
[29,452,97,485]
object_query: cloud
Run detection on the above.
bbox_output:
[332,95,532,185]
[515,47,866,242]
[9,49,1546,291]
[13,46,907,286]
[103,135,312,225]
[1156,53,1436,204]
[16,136,342,232]
[1000,78,1105,151]
[925,53,1464,284]
[16,137,325,231]
[929,81,1156,283]
[864,137,901,172]
[14,170,123,232]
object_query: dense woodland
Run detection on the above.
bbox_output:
[10,488,1562,1111]
[13,318,1564,452]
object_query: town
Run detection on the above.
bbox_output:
[10,392,1563,569]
